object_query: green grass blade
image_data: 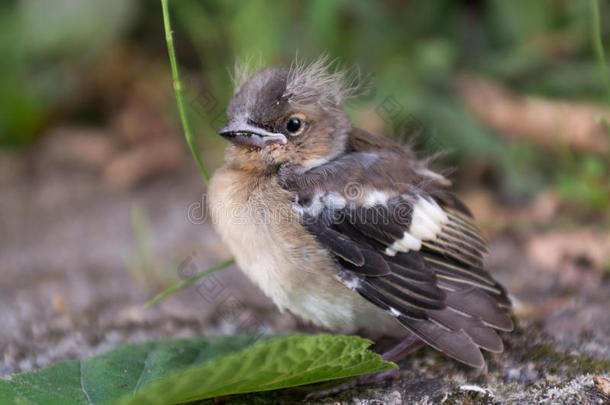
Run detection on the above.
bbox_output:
[161,0,210,184]
[156,0,235,305]
[145,258,235,307]
[591,0,610,104]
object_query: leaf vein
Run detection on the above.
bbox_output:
[80,359,93,405]
[133,349,154,395]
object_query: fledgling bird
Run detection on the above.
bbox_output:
[208,57,513,375]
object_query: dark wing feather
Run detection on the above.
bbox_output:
[444,288,513,331]
[308,221,365,266]
[284,150,512,368]
[426,308,504,353]
[402,317,486,368]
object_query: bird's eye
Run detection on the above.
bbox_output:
[286,117,301,133]
[285,113,306,136]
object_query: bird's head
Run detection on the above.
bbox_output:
[218,57,357,174]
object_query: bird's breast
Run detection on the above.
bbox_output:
[207,166,400,334]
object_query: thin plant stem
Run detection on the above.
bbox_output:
[150,0,233,306]
[591,0,610,104]
[161,0,210,183]
[146,258,235,307]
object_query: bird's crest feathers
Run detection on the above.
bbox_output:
[284,54,361,108]
[232,54,361,108]
[231,55,264,95]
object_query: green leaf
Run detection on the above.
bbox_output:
[0,334,395,405]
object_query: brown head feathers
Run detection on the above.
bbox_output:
[220,56,358,173]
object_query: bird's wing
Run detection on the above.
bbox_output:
[285,154,512,368]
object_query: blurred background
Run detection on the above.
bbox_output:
[1,0,609,392]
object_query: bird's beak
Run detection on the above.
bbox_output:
[218,119,287,149]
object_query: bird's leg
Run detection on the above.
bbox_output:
[354,335,425,384]
[305,336,424,399]
[381,334,426,362]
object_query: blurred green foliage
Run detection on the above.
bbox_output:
[556,148,610,212]
[167,0,610,211]
[1,0,609,215]
[0,0,137,146]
